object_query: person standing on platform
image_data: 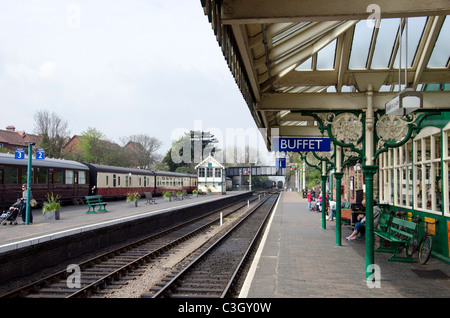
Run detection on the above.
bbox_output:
[307,190,313,211]
[20,184,33,223]
[327,199,336,221]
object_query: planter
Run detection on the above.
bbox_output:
[44,210,60,220]
[192,193,198,198]
[164,197,172,202]
[128,200,138,207]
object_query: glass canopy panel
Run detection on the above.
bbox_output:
[371,18,400,68]
[379,85,391,92]
[349,20,373,69]
[393,17,427,68]
[295,56,312,70]
[428,16,450,68]
[316,39,336,70]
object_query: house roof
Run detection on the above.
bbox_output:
[194,155,226,170]
[0,129,27,147]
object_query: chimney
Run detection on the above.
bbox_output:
[6,125,15,132]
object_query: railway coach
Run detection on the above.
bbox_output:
[0,153,198,208]
[85,163,197,199]
[0,153,90,208]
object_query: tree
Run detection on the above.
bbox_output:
[77,127,105,164]
[120,134,162,168]
[163,130,220,173]
[33,110,70,158]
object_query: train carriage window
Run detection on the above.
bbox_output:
[21,167,34,184]
[5,166,18,184]
[53,169,63,184]
[36,168,48,184]
[65,170,74,184]
[79,171,86,185]
[113,174,117,187]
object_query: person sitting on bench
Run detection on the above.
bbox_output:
[346,200,381,241]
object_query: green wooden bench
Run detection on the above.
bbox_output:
[374,212,392,234]
[375,216,417,262]
[85,195,108,214]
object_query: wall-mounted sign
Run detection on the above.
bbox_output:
[273,137,331,152]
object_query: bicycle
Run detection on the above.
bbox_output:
[407,216,438,265]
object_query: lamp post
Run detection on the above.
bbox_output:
[24,142,35,225]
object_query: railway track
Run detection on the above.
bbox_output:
[1,193,267,298]
[145,193,279,298]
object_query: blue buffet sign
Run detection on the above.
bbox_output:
[274,137,331,152]
[15,149,25,159]
[36,149,45,160]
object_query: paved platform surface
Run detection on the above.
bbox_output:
[0,192,249,253]
[241,191,450,298]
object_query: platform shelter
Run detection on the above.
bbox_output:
[200,1,450,280]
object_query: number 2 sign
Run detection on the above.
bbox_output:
[36,150,45,160]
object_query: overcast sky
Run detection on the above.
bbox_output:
[0,1,273,164]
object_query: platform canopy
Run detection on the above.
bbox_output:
[201,0,450,150]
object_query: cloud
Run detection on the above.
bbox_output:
[5,63,37,82]
[4,61,56,81]
[38,61,56,78]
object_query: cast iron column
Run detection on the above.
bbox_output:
[334,172,344,246]
[321,175,327,230]
[362,165,378,280]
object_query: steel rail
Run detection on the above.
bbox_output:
[1,194,261,298]
[149,193,278,298]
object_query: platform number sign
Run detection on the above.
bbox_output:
[15,149,25,159]
[36,149,45,160]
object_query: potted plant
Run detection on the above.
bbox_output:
[126,192,140,207]
[176,191,184,200]
[163,191,172,202]
[192,189,198,198]
[42,192,61,220]
[206,187,212,195]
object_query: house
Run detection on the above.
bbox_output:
[194,155,226,194]
[0,126,41,153]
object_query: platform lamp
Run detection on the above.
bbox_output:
[24,141,35,225]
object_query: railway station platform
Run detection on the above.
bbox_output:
[240,191,450,298]
[0,191,251,253]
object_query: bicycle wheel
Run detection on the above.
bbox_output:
[419,236,433,265]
